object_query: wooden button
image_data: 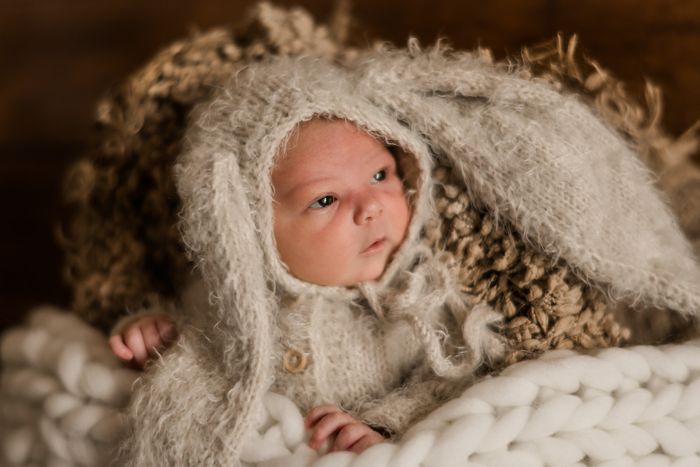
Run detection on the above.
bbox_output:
[283,348,307,374]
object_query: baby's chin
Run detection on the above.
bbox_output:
[347,257,393,286]
[290,248,395,287]
[303,263,387,288]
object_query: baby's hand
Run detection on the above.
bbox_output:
[305,404,385,453]
[108,314,177,369]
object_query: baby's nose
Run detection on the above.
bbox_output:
[354,194,383,224]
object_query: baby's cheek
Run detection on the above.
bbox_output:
[312,222,355,260]
[283,220,354,285]
[388,196,411,239]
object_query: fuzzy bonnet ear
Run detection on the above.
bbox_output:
[355,44,700,316]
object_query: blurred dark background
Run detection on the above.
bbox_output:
[2,0,699,332]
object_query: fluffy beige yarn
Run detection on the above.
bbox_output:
[117,43,700,465]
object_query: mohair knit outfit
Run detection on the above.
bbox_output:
[118,47,700,466]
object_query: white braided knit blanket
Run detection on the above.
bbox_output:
[2,307,700,467]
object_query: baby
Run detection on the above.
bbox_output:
[117,56,508,467]
[107,48,700,467]
[111,118,412,453]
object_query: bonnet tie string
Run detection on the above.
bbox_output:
[357,281,386,320]
[379,244,504,380]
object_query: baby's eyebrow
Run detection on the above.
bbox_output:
[280,176,335,200]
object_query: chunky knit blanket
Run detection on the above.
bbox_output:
[3,307,700,467]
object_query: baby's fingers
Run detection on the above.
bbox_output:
[349,432,384,454]
[124,326,148,367]
[308,411,355,449]
[141,322,164,357]
[331,423,366,452]
[108,335,133,362]
[305,404,341,428]
[155,317,177,344]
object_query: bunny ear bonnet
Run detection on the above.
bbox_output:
[125,46,700,465]
[171,56,436,461]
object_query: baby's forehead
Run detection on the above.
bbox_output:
[283,118,380,151]
[273,119,393,171]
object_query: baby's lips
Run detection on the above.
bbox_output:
[360,236,386,254]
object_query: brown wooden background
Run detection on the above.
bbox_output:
[2,0,699,332]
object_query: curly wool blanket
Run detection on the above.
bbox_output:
[2,307,700,467]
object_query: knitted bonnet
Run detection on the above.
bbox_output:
[174,56,442,456]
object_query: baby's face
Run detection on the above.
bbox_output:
[272,119,410,286]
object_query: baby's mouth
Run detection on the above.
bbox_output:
[361,237,386,255]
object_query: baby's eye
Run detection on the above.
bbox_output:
[372,169,387,183]
[309,195,336,209]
